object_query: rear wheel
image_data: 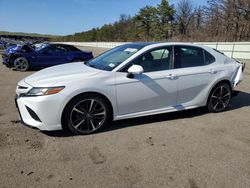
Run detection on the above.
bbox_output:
[13,57,29,71]
[207,83,232,112]
[62,94,110,135]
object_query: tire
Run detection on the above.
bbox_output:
[62,94,110,135]
[13,57,29,71]
[207,83,232,112]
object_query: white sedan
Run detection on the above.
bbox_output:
[15,43,244,134]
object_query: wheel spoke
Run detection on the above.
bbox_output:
[74,118,86,129]
[211,94,218,99]
[88,99,95,112]
[89,119,96,130]
[73,107,85,114]
[214,101,219,109]
[16,64,22,68]
[92,111,105,116]
[73,116,85,124]
[220,100,226,108]
[220,86,223,95]
[223,93,230,98]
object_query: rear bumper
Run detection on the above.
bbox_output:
[233,61,245,87]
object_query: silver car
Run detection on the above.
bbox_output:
[16,43,244,134]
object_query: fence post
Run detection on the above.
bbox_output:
[216,42,218,49]
[231,43,235,58]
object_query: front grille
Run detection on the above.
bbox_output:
[26,106,41,122]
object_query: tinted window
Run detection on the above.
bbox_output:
[122,47,173,72]
[174,46,204,68]
[65,45,81,51]
[21,45,32,53]
[47,45,68,53]
[204,50,215,65]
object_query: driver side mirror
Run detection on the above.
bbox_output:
[127,65,144,78]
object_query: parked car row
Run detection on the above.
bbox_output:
[1,43,93,71]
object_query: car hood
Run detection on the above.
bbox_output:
[24,63,100,87]
[5,45,19,54]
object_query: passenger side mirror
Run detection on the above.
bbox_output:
[127,65,143,78]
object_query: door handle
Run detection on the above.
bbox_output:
[209,69,217,74]
[166,74,178,79]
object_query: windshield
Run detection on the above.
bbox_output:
[35,43,49,52]
[86,44,143,71]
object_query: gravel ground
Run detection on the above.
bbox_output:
[0,47,250,188]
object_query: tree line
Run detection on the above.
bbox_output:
[54,0,250,42]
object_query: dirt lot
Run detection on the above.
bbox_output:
[0,46,250,188]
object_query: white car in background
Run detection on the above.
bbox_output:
[15,43,244,134]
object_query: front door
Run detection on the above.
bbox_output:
[115,46,178,116]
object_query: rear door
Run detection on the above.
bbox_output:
[173,45,217,106]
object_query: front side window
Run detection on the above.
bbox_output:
[40,45,67,54]
[174,46,205,68]
[122,47,173,72]
[50,45,68,53]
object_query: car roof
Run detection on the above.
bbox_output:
[142,42,204,48]
[123,42,212,50]
[50,43,73,47]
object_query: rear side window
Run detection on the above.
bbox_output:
[174,46,214,68]
[204,50,215,65]
[66,45,81,51]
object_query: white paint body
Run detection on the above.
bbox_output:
[16,43,244,131]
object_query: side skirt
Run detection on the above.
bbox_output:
[114,105,200,121]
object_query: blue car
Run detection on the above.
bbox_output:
[2,43,93,71]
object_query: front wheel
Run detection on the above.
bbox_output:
[13,57,29,71]
[207,83,232,112]
[62,94,110,135]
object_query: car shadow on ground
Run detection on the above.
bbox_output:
[43,91,250,137]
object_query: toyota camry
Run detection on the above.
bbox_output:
[15,43,244,134]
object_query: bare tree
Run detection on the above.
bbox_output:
[176,0,194,36]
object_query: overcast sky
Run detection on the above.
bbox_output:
[0,0,207,35]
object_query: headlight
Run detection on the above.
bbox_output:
[26,86,65,96]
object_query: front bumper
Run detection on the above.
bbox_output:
[2,54,12,67]
[15,93,65,131]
